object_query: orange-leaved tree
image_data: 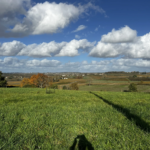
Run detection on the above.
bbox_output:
[36,73,49,88]
[21,73,49,88]
[20,78,30,87]
[30,74,38,87]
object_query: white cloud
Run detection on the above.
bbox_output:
[75,35,81,39]
[89,42,127,58]
[0,1,106,37]
[1,57,25,68]
[73,25,87,32]
[0,39,95,57]
[12,2,81,35]
[1,57,150,72]
[26,59,61,67]
[90,26,150,59]
[18,41,67,57]
[0,41,26,56]
[0,1,104,37]
[101,26,137,43]
[0,57,62,72]
[56,39,95,57]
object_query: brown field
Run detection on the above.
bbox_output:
[7,81,21,87]
[57,79,86,84]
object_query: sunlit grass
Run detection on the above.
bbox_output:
[0,88,150,149]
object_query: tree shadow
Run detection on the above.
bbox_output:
[90,92,150,133]
[69,135,94,150]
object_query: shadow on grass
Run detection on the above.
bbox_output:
[4,99,24,104]
[90,92,150,133]
[70,135,94,150]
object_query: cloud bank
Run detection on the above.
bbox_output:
[1,26,150,59]
[0,39,95,57]
[1,25,150,72]
[1,57,150,73]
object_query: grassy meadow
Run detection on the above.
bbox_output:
[0,88,150,149]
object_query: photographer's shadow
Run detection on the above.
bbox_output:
[69,135,94,150]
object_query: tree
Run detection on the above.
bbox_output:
[21,73,49,88]
[128,83,137,92]
[0,71,7,87]
[133,75,137,78]
[49,84,58,89]
[70,82,79,90]
[36,73,49,88]
[30,74,38,86]
[20,78,30,87]
[63,85,67,90]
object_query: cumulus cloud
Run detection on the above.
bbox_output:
[101,26,137,43]
[18,41,67,57]
[89,42,127,58]
[0,1,105,37]
[12,2,81,35]
[56,39,95,57]
[90,26,150,59]
[0,41,26,56]
[73,25,87,32]
[0,39,95,57]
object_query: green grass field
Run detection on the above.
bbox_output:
[79,84,150,92]
[0,88,150,149]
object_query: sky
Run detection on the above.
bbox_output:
[0,0,150,73]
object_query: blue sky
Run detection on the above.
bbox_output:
[0,0,150,72]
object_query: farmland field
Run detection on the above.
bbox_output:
[7,81,21,87]
[0,88,150,149]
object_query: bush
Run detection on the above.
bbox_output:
[128,83,137,92]
[140,80,144,85]
[70,83,79,90]
[133,75,137,78]
[49,84,58,89]
[62,86,67,90]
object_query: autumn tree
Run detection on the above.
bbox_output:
[21,73,49,88]
[36,73,49,88]
[20,78,30,87]
[0,71,7,87]
[30,75,38,87]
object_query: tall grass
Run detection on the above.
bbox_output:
[0,88,150,149]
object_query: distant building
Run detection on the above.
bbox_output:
[64,78,68,79]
